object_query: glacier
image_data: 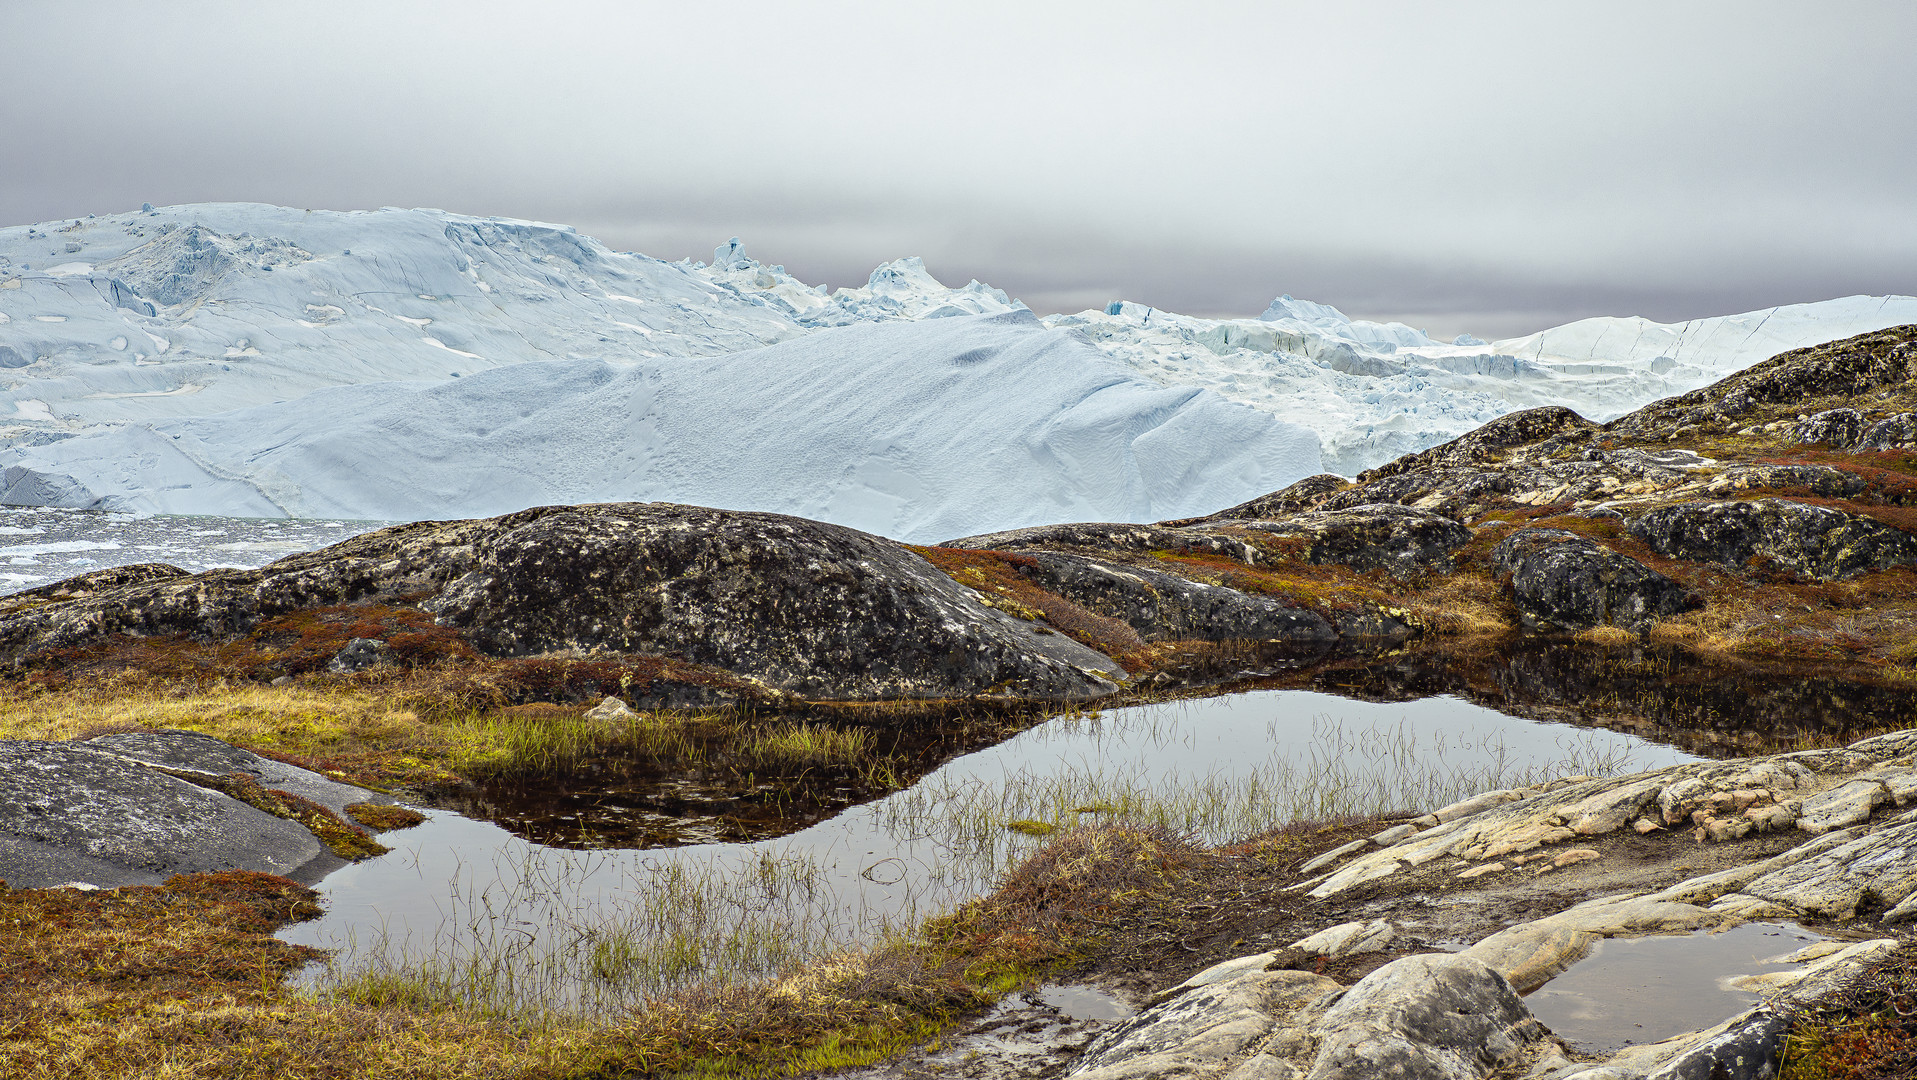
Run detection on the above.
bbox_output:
[1,202,1912,539]
[0,314,1319,540]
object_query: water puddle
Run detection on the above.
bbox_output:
[1033,983,1133,1021]
[284,690,1700,1014]
[1524,922,1832,1055]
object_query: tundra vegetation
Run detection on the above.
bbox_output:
[4,326,1917,1077]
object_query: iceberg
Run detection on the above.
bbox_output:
[1,201,1912,532]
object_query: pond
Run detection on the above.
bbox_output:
[280,689,1701,1016]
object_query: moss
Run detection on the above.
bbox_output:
[343,802,426,831]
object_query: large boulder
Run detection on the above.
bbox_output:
[1628,499,1917,581]
[1491,528,1700,632]
[0,740,334,889]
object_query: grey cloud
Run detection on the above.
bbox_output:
[3,0,1912,337]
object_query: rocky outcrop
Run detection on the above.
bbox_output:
[1008,552,1341,645]
[1064,730,1917,1080]
[942,521,1260,566]
[422,505,1122,700]
[1605,325,1917,442]
[0,737,361,889]
[85,730,382,822]
[1184,474,1351,523]
[0,503,1124,702]
[1628,498,1917,581]
[1226,504,1470,578]
[1491,528,1699,632]
[1358,406,1598,483]
[1303,954,1547,1080]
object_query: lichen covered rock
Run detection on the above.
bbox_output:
[1491,528,1699,632]
[1230,504,1471,577]
[1628,498,1917,581]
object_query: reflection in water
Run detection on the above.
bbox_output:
[1525,922,1830,1055]
[285,691,1698,1016]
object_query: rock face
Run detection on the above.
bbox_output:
[0,739,335,889]
[1007,552,1340,645]
[1490,528,1699,632]
[0,503,1124,702]
[1229,504,1470,577]
[1628,499,1917,581]
[422,505,1122,700]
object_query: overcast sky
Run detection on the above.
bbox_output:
[4,1,1912,338]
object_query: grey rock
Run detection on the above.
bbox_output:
[1703,463,1868,499]
[1742,820,1917,918]
[326,636,392,673]
[1358,406,1598,483]
[1628,498,1917,582]
[1290,919,1395,958]
[1368,824,1418,847]
[1640,1008,1791,1080]
[1004,551,1341,645]
[1792,407,1869,448]
[1861,411,1917,449]
[1230,504,1471,577]
[83,729,386,822]
[1795,778,1889,835]
[426,506,1125,701]
[0,739,331,889]
[1188,474,1351,522]
[1492,528,1699,632]
[583,695,637,720]
[1298,838,1370,874]
[1304,953,1549,1080]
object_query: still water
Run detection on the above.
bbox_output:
[281,690,1700,1015]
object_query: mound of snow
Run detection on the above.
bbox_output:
[0,314,1322,542]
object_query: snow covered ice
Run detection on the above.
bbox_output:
[1,202,1912,550]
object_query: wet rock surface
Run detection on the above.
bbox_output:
[1491,528,1699,632]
